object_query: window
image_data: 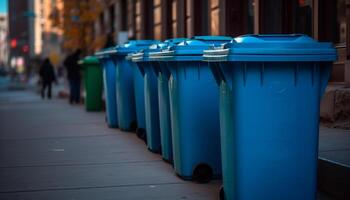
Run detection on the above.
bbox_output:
[171,0,178,37]
[210,0,219,35]
[154,0,162,39]
[185,0,193,37]
[135,0,142,39]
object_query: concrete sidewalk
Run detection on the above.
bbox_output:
[0,90,219,200]
[0,87,344,199]
[319,126,350,166]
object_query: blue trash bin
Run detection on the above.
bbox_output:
[95,48,118,128]
[131,38,187,155]
[158,36,232,182]
[111,40,158,132]
[125,40,160,142]
[203,34,337,200]
[148,38,187,162]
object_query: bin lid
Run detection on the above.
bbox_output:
[131,42,167,62]
[148,38,188,61]
[164,38,188,45]
[132,38,188,62]
[78,56,99,65]
[115,40,160,56]
[95,47,116,58]
[158,36,232,61]
[210,34,337,62]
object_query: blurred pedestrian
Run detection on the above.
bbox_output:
[39,58,56,99]
[63,49,82,104]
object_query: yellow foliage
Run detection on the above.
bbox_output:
[60,0,103,54]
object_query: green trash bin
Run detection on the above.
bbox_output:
[79,56,103,111]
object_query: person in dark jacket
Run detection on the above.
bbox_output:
[63,49,82,104]
[39,58,56,99]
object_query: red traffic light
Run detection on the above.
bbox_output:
[10,39,17,48]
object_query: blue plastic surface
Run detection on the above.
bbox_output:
[224,34,337,61]
[115,40,160,55]
[111,40,159,131]
[126,40,160,133]
[205,34,337,200]
[132,59,147,133]
[163,36,232,179]
[96,50,118,128]
[148,38,188,161]
[157,62,173,161]
[112,55,136,131]
[132,38,186,154]
[141,61,161,152]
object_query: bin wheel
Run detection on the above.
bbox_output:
[192,163,213,183]
[136,128,147,144]
[219,185,224,200]
[129,121,137,132]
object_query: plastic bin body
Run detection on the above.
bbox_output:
[131,39,186,154]
[80,56,103,111]
[96,51,118,128]
[132,48,163,152]
[112,40,159,131]
[204,34,337,200]
[144,63,160,152]
[162,36,232,181]
[169,61,222,180]
[132,38,186,159]
[112,55,136,131]
[132,60,147,133]
[138,61,161,152]
[157,62,173,161]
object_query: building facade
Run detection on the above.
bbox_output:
[36,0,64,65]
[8,0,32,72]
[93,0,349,85]
[8,0,64,73]
[0,13,8,66]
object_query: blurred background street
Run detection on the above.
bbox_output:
[0,0,349,199]
[0,69,345,200]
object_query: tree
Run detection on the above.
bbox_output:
[61,0,103,55]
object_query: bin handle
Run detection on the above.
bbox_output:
[95,52,104,56]
[203,48,229,55]
[131,52,144,61]
[203,48,229,62]
[103,49,117,54]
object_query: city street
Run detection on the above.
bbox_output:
[1,0,349,199]
[0,81,347,199]
[0,86,220,200]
